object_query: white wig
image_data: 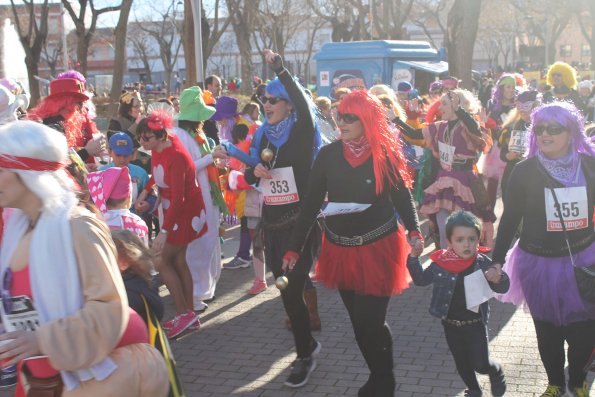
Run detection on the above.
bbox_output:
[447,89,481,115]
[0,120,76,212]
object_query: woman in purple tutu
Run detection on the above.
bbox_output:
[492,101,595,397]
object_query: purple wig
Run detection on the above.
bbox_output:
[490,73,516,114]
[526,101,595,158]
[56,70,86,83]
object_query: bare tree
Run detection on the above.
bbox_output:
[575,0,595,68]
[128,24,155,83]
[410,0,452,48]
[369,0,414,39]
[41,40,63,78]
[445,0,482,88]
[306,0,362,42]
[9,0,50,105]
[254,0,303,59]
[203,0,232,62]
[135,0,183,95]
[287,14,327,85]
[108,0,133,117]
[61,0,121,75]
[226,0,260,94]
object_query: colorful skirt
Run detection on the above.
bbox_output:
[497,241,595,326]
[314,225,411,297]
[480,145,506,179]
[420,169,496,222]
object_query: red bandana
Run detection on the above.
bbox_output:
[342,135,372,168]
[0,155,69,171]
[430,246,491,273]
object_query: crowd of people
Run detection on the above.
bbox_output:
[0,54,593,397]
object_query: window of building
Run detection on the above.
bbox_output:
[560,44,572,57]
[582,44,591,57]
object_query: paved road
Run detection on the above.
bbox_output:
[1,201,593,396]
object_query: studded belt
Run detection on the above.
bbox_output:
[443,318,482,327]
[324,216,398,247]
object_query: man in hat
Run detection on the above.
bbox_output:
[100,132,149,206]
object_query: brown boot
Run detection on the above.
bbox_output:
[304,287,321,331]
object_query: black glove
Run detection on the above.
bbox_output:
[270,55,285,74]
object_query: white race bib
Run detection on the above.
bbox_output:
[544,186,589,231]
[261,166,299,205]
[438,141,456,171]
[508,130,527,155]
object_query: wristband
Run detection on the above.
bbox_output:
[283,251,299,263]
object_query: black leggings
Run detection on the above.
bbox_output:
[443,322,501,391]
[339,290,394,394]
[264,226,319,358]
[534,319,595,389]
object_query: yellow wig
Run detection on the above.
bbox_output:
[546,62,578,90]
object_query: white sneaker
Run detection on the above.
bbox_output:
[223,256,252,269]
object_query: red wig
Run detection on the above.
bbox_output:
[338,90,412,193]
[27,96,88,148]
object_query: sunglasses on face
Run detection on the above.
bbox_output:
[336,113,360,124]
[260,96,283,105]
[533,124,566,136]
[140,134,156,142]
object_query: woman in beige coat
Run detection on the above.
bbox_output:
[0,121,168,396]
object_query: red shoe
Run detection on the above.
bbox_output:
[162,316,178,331]
[167,311,198,339]
[248,278,267,295]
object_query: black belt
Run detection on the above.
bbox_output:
[324,216,398,247]
[443,318,482,327]
[451,159,475,171]
[520,233,595,257]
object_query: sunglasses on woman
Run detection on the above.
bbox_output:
[260,96,283,105]
[533,124,566,136]
[336,113,360,124]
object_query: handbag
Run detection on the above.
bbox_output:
[142,296,186,397]
[548,187,595,304]
[21,364,63,397]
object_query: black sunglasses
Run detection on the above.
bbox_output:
[337,112,360,124]
[534,124,566,136]
[260,96,283,105]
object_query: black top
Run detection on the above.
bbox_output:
[492,154,595,263]
[123,272,164,325]
[245,68,316,224]
[43,116,90,161]
[543,88,584,113]
[288,141,420,252]
[447,264,482,321]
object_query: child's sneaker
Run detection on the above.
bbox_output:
[223,256,251,269]
[167,311,198,339]
[540,384,565,397]
[569,382,589,397]
[248,278,267,295]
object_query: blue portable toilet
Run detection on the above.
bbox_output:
[314,40,448,99]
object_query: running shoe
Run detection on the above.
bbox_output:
[223,256,251,269]
[248,278,267,295]
[167,311,199,339]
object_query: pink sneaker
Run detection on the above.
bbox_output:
[188,318,201,331]
[162,316,178,331]
[248,278,267,295]
[167,311,198,339]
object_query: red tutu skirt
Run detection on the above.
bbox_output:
[314,225,411,297]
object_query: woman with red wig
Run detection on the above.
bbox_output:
[283,90,423,396]
[134,110,208,339]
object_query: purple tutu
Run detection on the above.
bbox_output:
[497,241,595,326]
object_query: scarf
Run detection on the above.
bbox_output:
[192,131,228,215]
[342,135,372,168]
[430,246,491,273]
[536,149,584,187]
[0,207,118,390]
[262,111,297,148]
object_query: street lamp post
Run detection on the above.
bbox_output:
[189,0,204,84]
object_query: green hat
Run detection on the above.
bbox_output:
[176,86,216,122]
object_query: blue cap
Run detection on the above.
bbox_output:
[397,81,413,93]
[408,89,420,100]
[109,132,133,156]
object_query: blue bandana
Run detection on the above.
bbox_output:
[262,111,297,148]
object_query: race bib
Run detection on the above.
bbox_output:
[438,141,456,171]
[508,130,527,155]
[544,186,589,231]
[0,295,41,334]
[261,167,299,205]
